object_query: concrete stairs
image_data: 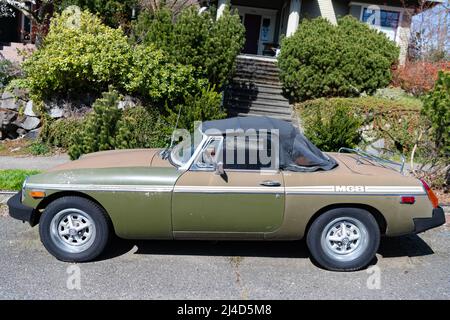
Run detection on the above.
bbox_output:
[0,42,36,63]
[225,55,294,122]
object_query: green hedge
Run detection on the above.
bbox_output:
[422,71,450,158]
[297,97,424,156]
[23,10,132,100]
[132,6,245,90]
[278,16,399,101]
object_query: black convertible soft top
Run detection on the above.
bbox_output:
[201,116,338,172]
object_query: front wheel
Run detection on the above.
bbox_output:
[306,208,380,271]
[39,196,111,262]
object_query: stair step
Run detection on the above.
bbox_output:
[235,64,280,72]
[236,58,278,68]
[228,83,284,95]
[229,111,293,122]
[225,98,290,109]
[234,70,280,81]
[226,90,288,102]
[227,104,292,115]
[232,77,282,87]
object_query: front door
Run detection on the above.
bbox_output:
[172,134,285,239]
[243,14,262,55]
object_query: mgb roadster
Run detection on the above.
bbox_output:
[8,117,445,271]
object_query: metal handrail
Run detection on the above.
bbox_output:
[338,147,405,173]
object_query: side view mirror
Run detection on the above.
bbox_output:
[214,162,225,175]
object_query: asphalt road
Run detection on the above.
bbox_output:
[0,216,449,300]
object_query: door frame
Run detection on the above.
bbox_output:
[233,5,277,55]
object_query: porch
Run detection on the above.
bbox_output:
[217,0,300,57]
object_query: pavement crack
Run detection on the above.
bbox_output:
[229,256,248,300]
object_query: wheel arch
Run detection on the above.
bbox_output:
[305,203,387,236]
[36,191,114,231]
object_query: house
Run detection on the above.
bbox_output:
[0,3,34,44]
[0,2,38,63]
[215,0,443,64]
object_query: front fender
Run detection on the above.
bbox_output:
[23,167,182,239]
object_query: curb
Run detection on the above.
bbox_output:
[0,191,15,205]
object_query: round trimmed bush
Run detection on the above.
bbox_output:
[278,16,400,101]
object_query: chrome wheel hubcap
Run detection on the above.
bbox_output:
[50,209,96,253]
[321,217,369,262]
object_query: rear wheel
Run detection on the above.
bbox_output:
[306,208,380,271]
[39,196,111,262]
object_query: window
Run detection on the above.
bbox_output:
[191,137,223,171]
[261,18,271,42]
[362,8,400,29]
[223,133,274,170]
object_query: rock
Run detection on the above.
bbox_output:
[44,101,64,118]
[24,100,37,117]
[19,116,41,131]
[50,106,64,118]
[16,128,27,137]
[12,87,28,99]
[24,128,41,140]
[0,109,18,125]
[118,95,137,110]
[1,91,19,111]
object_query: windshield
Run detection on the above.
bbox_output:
[169,135,203,167]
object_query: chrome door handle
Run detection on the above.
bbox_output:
[260,181,281,187]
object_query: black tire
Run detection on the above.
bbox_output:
[39,196,111,262]
[306,208,380,271]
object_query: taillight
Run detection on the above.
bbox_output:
[420,179,439,208]
[401,196,415,204]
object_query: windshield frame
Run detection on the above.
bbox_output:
[169,133,209,171]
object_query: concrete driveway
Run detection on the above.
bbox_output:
[0,216,449,300]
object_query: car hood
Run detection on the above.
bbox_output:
[48,148,172,172]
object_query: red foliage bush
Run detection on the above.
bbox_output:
[392,61,450,96]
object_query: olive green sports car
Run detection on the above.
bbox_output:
[8,117,445,271]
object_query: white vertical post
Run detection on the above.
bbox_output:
[217,0,227,20]
[286,0,301,37]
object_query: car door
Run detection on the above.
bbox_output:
[172,133,285,239]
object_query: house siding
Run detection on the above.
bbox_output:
[349,4,362,19]
[332,0,350,19]
[300,0,322,19]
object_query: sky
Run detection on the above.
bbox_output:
[411,0,449,54]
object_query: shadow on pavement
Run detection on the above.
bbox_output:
[99,233,434,262]
[378,234,434,258]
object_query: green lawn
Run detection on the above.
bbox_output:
[0,170,41,191]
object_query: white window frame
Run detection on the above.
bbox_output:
[350,1,407,44]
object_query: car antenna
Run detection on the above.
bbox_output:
[161,104,183,159]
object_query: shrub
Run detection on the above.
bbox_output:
[57,0,138,30]
[165,86,226,132]
[27,142,50,155]
[41,117,84,149]
[278,16,399,101]
[302,104,362,152]
[132,6,245,89]
[69,87,122,159]
[0,60,18,89]
[67,88,173,159]
[115,106,169,149]
[125,45,205,106]
[422,71,450,158]
[297,97,424,156]
[22,10,132,100]
[392,61,450,96]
